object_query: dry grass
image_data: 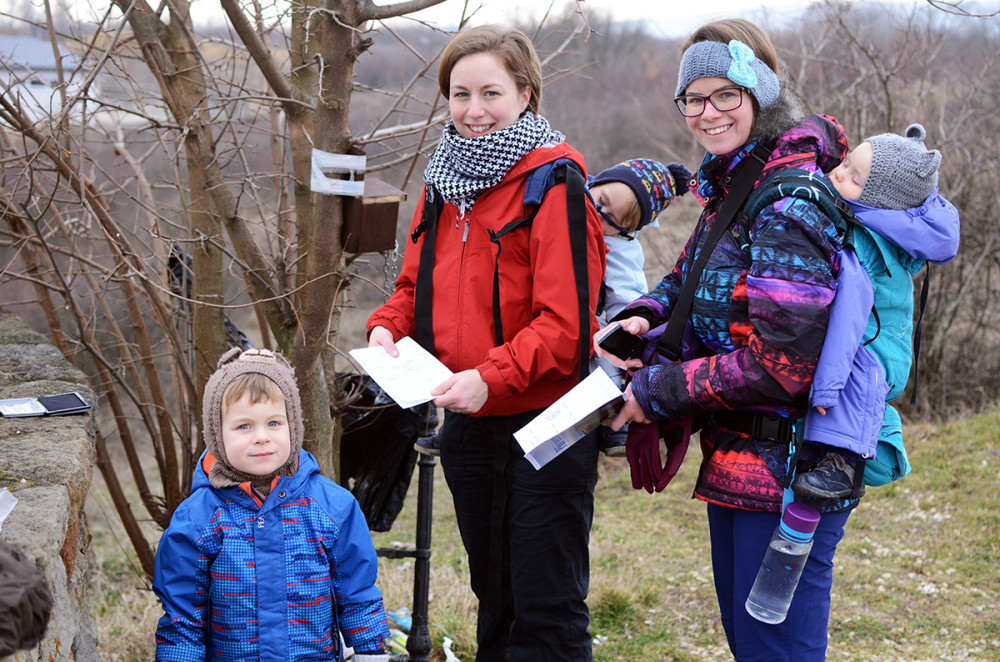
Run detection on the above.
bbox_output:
[87,407,1000,661]
[85,481,162,660]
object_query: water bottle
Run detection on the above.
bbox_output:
[745,502,821,624]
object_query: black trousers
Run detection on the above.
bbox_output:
[439,409,599,662]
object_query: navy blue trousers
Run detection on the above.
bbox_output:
[707,502,851,662]
[439,410,599,662]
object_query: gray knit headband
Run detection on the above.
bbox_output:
[202,347,304,488]
[675,39,780,109]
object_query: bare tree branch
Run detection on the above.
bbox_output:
[360,0,451,22]
[926,0,1000,17]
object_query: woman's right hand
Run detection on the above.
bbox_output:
[593,316,650,369]
[368,326,399,358]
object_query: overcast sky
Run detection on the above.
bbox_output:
[162,0,996,37]
[388,0,932,38]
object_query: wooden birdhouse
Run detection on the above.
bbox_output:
[341,177,407,254]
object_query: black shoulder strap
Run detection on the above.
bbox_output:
[563,164,591,383]
[655,140,773,362]
[413,187,439,353]
[488,162,590,382]
[910,266,930,404]
[414,164,591,383]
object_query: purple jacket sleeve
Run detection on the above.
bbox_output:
[809,249,873,408]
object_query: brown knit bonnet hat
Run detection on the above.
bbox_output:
[202,347,304,488]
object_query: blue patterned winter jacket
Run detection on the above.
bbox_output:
[153,450,389,661]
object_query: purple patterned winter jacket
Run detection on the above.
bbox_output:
[622,114,850,511]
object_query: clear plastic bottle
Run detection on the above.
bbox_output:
[745,502,821,624]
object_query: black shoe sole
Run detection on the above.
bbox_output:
[413,442,440,457]
[790,477,855,500]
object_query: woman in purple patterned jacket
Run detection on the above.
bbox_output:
[600,18,856,661]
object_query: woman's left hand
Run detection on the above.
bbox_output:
[606,384,650,431]
[432,369,489,415]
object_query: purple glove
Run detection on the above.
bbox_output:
[653,418,692,492]
[625,419,692,494]
[626,421,664,493]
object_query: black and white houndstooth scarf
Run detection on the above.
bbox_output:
[424,113,563,216]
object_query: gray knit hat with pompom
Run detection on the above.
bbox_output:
[202,347,303,488]
[859,123,941,210]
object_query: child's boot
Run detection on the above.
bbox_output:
[601,424,628,457]
[792,451,864,499]
[413,433,440,457]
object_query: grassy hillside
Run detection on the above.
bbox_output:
[372,410,1000,662]
[85,407,1000,660]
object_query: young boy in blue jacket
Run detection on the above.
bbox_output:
[792,124,960,499]
[153,347,391,662]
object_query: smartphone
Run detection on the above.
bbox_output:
[37,392,91,416]
[597,323,645,360]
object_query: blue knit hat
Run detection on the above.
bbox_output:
[590,159,692,232]
[675,39,780,109]
[859,124,941,211]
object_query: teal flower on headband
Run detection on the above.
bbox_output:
[727,40,758,89]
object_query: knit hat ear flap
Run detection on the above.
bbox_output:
[858,123,941,210]
[905,124,942,178]
[201,347,304,488]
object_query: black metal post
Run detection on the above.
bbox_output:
[377,453,434,662]
[406,453,435,661]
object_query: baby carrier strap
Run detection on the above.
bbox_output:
[743,167,894,346]
[910,267,930,403]
[742,167,856,239]
[654,139,774,362]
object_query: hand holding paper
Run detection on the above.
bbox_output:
[349,336,453,409]
[431,369,488,415]
[514,369,625,469]
[367,326,399,357]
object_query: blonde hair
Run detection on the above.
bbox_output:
[681,18,780,75]
[222,373,285,414]
[618,198,642,233]
[590,182,642,233]
[438,24,542,115]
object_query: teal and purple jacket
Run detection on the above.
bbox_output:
[804,192,960,482]
[153,450,389,661]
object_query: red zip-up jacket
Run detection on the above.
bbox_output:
[367,141,605,418]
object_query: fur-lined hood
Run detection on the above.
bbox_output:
[749,78,808,144]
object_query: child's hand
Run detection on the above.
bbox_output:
[618,317,650,336]
[368,326,398,357]
[593,316,649,369]
[816,406,827,416]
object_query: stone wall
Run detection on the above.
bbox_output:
[0,310,97,661]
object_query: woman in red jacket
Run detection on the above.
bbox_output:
[367,24,606,662]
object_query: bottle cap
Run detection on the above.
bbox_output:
[781,502,821,535]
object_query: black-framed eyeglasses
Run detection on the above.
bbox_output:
[674,86,747,117]
[596,204,636,240]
